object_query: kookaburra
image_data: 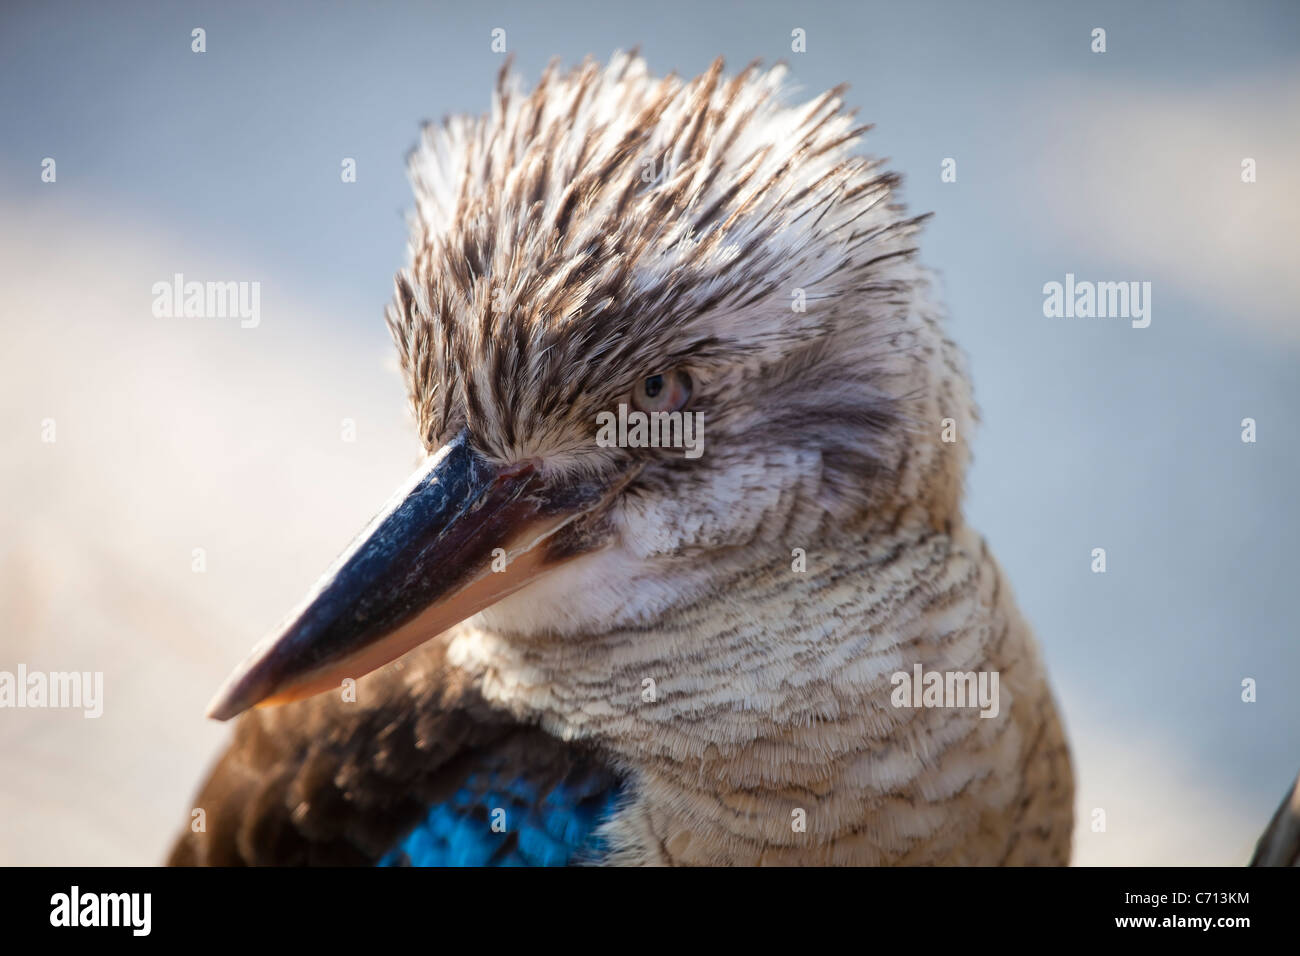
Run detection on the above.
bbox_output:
[171,53,1074,866]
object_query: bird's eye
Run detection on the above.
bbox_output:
[631,369,692,414]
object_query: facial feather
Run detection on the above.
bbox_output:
[386,52,974,634]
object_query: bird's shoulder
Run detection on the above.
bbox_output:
[168,639,622,866]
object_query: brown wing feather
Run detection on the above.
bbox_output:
[169,639,532,866]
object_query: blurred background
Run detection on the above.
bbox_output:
[1,0,1296,865]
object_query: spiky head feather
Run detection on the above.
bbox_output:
[387,52,972,542]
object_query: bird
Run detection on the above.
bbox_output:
[1251,771,1300,866]
[169,52,1075,866]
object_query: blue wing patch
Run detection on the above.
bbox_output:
[378,766,623,867]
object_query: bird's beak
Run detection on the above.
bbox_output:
[206,429,624,721]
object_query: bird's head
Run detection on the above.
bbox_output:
[207,53,973,721]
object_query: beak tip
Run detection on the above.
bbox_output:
[205,662,264,722]
[204,688,243,722]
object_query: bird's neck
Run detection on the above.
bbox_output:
[445,519,1040,864]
